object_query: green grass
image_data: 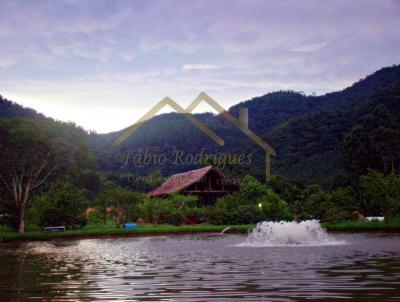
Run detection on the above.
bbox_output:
[324,218,400,231]
[0,223,253,242]
[3,219,399,242]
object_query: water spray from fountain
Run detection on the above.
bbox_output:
[238,220,345,247]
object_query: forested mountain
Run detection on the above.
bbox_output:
[90,65,400,185]
[0,95,46,120]
[92,65,400,152]
[0,94,99,206]
[1,65,400,186]
[263,80,400,184]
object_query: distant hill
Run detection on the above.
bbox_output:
[0,95,46,120]
[0,94,94,173]
[91,64,400,185]
[2,64,399,186]
[229,65,400,135]
[264,78,400,185]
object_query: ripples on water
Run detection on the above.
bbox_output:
[0,233,400,301]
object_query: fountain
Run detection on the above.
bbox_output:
[238,220,345,247]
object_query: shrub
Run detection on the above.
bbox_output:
[261,191,292,221]
[359,170,400,217]
[95,186,142,227]
[87,211,103,225]
[137,194,199,225]
[324,207,349,223]
[384,198,400,220]
[166,211,184,226]
[351,211,362,221]
[209,194,264,225]
[29,181,87,227]
[209,176,292,225]
[329,186,359,213]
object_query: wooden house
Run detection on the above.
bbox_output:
[147,165,237,203]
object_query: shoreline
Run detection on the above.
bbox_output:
[0,225,251,243]
[1,231,230,243]
[1,222,399,243]
[326,228,400,233]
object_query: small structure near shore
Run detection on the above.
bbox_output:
[147,165,237,203]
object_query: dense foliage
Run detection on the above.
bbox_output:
[209,176,291,224]
[137,194,201,225]
[0,118,93,232]
[28,181,88,227]
[344,104,400,176]
[359,170,400,219]
[91,65,400,186]
[1,65,400,232]
[94,186,142,227]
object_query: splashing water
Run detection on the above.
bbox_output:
[238,220,345,247]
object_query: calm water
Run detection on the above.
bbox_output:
[0,233,400,301]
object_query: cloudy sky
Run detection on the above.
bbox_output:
[0,0,399,133]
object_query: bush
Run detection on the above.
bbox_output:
[351,211,362,221]
[137,194,199,225]
[166,212,184,226]
[261,191,292,221]
[29,181,87,227]
[330,186,359,213]
[384,198,400,220]
[324,207,349,223]
[360,170,400,217]
[209,194,264,225]
[95,186,142,227]
[184,206,208,224]
[300,187,355,223]
[209,176,292,225]
[87,211,103,225]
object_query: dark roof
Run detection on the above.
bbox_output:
[148,165,223,197]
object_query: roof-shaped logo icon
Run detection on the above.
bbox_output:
[114,92,276,181]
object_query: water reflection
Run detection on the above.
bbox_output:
[0,233,400,301]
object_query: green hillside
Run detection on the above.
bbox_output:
[1,65,400,186]
[265,79,400,184]
[90,65,400,185]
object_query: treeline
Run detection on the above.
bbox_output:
[1,65,400,232]
[0,118,96,232]
[24,170,400,229]
[0,118,399,232]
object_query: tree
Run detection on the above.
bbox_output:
[359,170,400,218]
[32,181,87,227]
[137,194,199,225]
[269,175,304,215]
[0,119,91,232]
[344,104,400,176]
[96,186,142,227]
[210,175,292,224]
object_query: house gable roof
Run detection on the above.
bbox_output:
[147,165,223,197]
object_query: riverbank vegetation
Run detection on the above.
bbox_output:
[1,218,399,243]
[1,66,400,236]
[324,218,400,232]
[0,117,399,233]
[1,167,399,238]
[0,223,252,242]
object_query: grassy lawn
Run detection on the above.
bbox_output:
[0,223,253,242]
[323,218,400,231]
[2,219,399,242]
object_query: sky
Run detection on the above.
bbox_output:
[0,0,399,133]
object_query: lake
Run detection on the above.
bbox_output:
[0,233,400,301]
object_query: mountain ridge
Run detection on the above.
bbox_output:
[1,64,399,185]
